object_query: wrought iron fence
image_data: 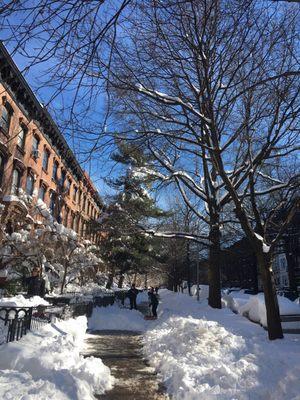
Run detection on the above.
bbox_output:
[0,291,122,345]
[0,307,32,344]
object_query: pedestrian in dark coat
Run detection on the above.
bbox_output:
[148,287,159,318]
[24,267,46,298]
[127,284,139,310]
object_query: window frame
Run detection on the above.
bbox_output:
[38,182,47,202]
[26,172,35,196]
[17,123,27,150]
[11,168,22,195]
[0,101,13,134]
[42,148,50,172]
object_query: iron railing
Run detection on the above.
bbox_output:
[0,307,32,343]
[0,291,124,345]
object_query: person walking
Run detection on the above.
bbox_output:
[24,267,46,298]
[148,287,159,318]
[127,283,139,310]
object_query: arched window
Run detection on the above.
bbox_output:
[17,124,27,149]
[0,152,6,187]
[73,186,77,202]
[38,183,46,201]
[26,173,34,195]
[50,191,56,216]
[32,135,40,159]
[0,103,12,133]
[66,179,71,195]
[11,168,21,195]
[42,148,50,171]
[52,161,58,181]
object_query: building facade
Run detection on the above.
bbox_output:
[0,43,102,239]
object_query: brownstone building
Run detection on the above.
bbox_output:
[0,42,102,239]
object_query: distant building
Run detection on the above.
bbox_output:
[0,42,102,240]
[221,212,300,296]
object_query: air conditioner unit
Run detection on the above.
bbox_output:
[32,149,40,159]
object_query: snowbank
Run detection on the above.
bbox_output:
[0,316,113,400]
[142,290,300,400]
[0,294,49,307]
[223,291,300,327]
[89,304,147,332]
[190,284,209,300]
[222,290,251,313]
[238,293,300,327]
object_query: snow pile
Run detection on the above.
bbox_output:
[142,290,300,400]
[0,294,49,307]
[238,293,300,327]
[89,304,147,332]
[0,316,113,400]
[222,290,251,313]
[191,284,209,300]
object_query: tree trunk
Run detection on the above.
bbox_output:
[256,251,283,340]
[208,223,222,309]
[186,241,191,296]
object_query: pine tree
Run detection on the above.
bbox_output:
[100,142,168,288]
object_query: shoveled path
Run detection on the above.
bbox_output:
[82,306,168,399]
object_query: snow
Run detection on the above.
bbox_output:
[0,316,113,400]
[142,290,300,400]
[87,289,300,400]
[89,304,148,332]
[238,293,300,327]
[0,294,49,307]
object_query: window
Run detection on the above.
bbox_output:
[52,161,58,181]
[72,214,77,231]
[26,174,34,195]
[11,168,21,195]
[60,170,66,188]
[87,201,90,216]
[0,104,11,133]
[17,124,27,149]
[73,186,77,202]
[31,135,40,159]
[66,179,71,195]
[49,191,56,216]
[78,190,82,206]
[42,149,50,171]
[0,153,6,186]
[38,183,46,201]
[70,213,74,230]
[83,196,86,212]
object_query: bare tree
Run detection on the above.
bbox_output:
[104,0,300,339]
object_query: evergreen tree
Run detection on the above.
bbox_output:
[99,142,168,288]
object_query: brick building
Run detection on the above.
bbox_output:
[0,42,102,239]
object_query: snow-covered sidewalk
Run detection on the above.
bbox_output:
[144,290,300,400]
[89,289,300,400]
[0,316,114,400]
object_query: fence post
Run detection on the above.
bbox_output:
[27,307,33,331]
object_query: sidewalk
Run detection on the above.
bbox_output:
[83,328,167,399]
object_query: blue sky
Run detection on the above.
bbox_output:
[4,40,117,198]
